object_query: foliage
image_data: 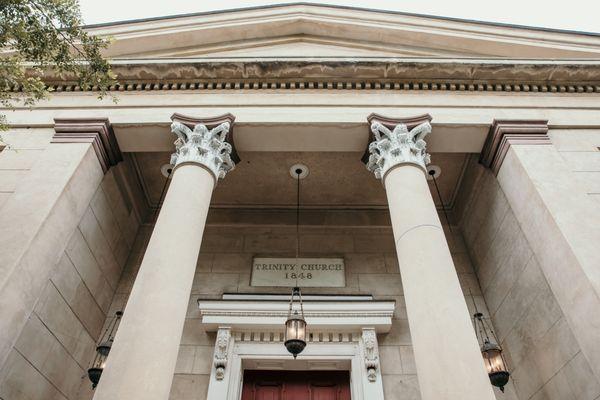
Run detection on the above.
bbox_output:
[0,0,116,131]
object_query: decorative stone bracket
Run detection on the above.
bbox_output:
[213,327,232,380]
[362,328,380,382]
[363,113,433,181]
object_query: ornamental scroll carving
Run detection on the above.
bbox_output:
[213,327,231,380]
[170,121,235,180]
[362,328,380,382]
[366,121,432,180]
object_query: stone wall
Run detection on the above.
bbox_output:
[548,129,600,207]
[459,157,600,400]
[0,165,140,400]
[0,128,55,212]
[110,215,498,400]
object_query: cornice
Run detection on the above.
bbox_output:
[480,120,550,175]
[12,60,600,95]
[53,118,123,173]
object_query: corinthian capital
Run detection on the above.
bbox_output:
[364,113,432,181]
[169,113,238,180]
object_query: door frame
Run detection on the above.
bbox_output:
[199,297,393,399]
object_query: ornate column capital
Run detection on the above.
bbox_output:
[480,119,549,175]
[363,113,433,181]
[170,113,239,180]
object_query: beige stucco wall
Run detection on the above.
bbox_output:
[0,162,141,400]
[459,157,600,400]
[104,215,503,400]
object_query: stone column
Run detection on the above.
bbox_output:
[365,114,495,400]
[93,114,237,400]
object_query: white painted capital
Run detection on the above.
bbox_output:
[366,121,432,181]
[170,121,235,180]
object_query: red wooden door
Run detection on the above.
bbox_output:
[242,370,351,400]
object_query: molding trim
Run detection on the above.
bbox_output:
[480,119,550,175]
[53,118,122,173]
[31,78,600,94]
[171,112,240,164]
[197,299,395,333]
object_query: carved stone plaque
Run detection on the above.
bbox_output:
[251,258,345,287]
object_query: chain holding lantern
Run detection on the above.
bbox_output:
[88,311,123,389]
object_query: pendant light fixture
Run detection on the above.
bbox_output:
[473,311,510,392]
[469,291,510,392]
[284,286,307,358]
[88,311,123,389]
[284,165,308,358]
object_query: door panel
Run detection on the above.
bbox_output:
[256,385,281,400]
[311,386,337,400]
[242,370,350,400]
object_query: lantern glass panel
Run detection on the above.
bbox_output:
[285,317,306,341]
[482,347,506,374]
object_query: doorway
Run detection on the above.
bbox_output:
[241,370,351,400]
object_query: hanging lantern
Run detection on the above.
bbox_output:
[284,287,307,358]
[88,311,123,389]
[473,312,510,392]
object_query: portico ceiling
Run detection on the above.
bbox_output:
[131,151,468,210]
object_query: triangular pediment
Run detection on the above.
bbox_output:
[86,3,600,60]
[132,35,487,59]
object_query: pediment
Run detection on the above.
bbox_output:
[87,4,600,60]
[137,35,486,59]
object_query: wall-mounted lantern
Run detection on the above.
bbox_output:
[473,312,510,392]
[284,287,307,358]
[88,311,123,389]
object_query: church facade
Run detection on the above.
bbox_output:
[1,4,599,400]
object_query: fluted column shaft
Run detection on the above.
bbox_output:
[93,119,235,400]
[367,117,495,400]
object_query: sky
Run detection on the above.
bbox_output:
[79,0,600,33]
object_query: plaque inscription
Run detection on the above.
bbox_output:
[251,257,345,287]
